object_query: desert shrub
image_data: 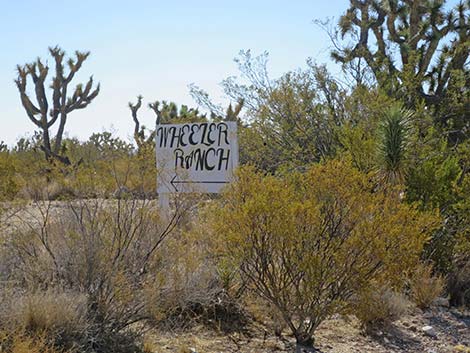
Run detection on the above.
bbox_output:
[210,159,438,350]
[145,226,248,332]
[15,159,116,201]
[0,289,89,351]
[1,196,192,352]
[407,151,461,274]
[448,251,470,307]
[0,152,20,201]
[408,263,445,310]
[60,151,157,199]
[353,285,411,330]
[10,132,156,201]
[448,174,470,307]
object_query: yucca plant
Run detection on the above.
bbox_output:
[377,104,413,187]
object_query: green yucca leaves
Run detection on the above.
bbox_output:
[378,104,413,186]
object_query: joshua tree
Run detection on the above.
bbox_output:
[225,99,244,121]
[150,100,207,124]
[209,99,244,122]
[129,96,211,151]
[15,46,100,164]
[129,95,158,151]
[332,0,470,109]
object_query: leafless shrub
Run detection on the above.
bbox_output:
[1,194,194,352]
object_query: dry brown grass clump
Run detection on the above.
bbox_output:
[0,330,70,353]
[145,226,249,333]
[0,289,89,351]
[353,285,411,330]
[409,263,445,310]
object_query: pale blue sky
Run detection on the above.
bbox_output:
[0,0,461,145]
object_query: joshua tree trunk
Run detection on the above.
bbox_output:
[15,46,100,164]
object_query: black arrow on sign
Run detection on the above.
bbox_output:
[170,175,229,192]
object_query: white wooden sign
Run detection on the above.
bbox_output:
[156,121,239,194]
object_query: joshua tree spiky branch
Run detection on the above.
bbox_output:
[15,46,100,164]
[148,101,163,125]
[223,99,244,122]
[129,96,158,151]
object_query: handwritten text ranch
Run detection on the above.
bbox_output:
[156,123,232,171]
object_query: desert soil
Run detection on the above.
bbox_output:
[147,304,469,353]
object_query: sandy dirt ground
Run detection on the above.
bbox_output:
[146,305,469,353]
